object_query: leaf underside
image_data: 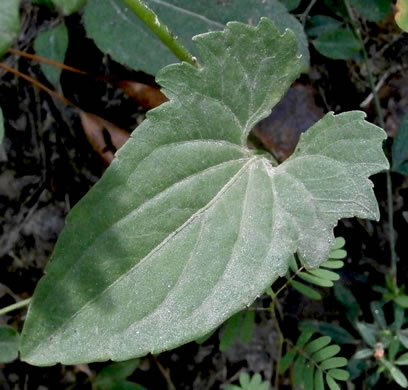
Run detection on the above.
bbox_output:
[20,18,388,366]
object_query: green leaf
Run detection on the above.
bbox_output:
[280,348,297,374]
[353,348,373,359]
[94,359,140,389]
[382,360,408,388]
[312,345,341,362]
[0,0,20,57]
[299,321,356,344]
[83,0,309,75]
[0,107,4,144]
[305,336,332,355]
[398,330,408,348]
[109,381,147,390]
[34,23,69,85]
[32,0,55,9]
[293,355,306,387]
[297,329,316,347]
[292,280,322,300]
[240,373,251,388]
[312,28,362,60]
[306,15,343,38]
[392,116,408,175]
[334,284,360,323]
[349,0,392,22]
[389,337,400,361]
[308,268,340,281]
[0,326,19,363]
[332,237,346,250]
[219,313,242,351]
[52,0,86,15]
[328,249,347,259]
[320,357,348,370]
[279,0,301,11]
[356,322,378,347]
[20,18,388,366]
[396,0,408,32]
[396,352,408,365]
[370,301,386,329]
[392,304,405,330]
[315,369,324,390]
[298,271,334,287]
[395,295,408,308]
[321,260,344,269]
[240,310,255,344]
[328,368,350,381]
[219,310,254,350]
[304,363,315,390]
[326,374,341,390]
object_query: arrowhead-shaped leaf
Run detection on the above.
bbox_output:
[20,18,388,366]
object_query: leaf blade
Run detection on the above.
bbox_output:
[20,18,388,366]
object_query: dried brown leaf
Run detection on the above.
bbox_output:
[79,110,129,164]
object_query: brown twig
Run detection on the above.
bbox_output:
[8,48,89,76]
[0,62,75,107]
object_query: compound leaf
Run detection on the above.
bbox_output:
[20,18,388,365]
[83,0,309,75]
[0,0,20,57]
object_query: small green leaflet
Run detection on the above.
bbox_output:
[83,0,309,75]
[0,326,19,363]
[52,0,86,15]
[312,29,362,60]
[20,18,388,366]
[0,0,20,57]
[34,23,69,85]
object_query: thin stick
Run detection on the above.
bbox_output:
[344,0,398,290]
[120,0,196,66]
[0,298,31,316]
[152,355,177,390]
[8,48,89,75]
[0,62,75,107]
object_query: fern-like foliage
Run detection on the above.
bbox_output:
[225,372,269,390]
[281,329,349,390]
[287,237,347,300]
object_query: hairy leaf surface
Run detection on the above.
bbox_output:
[83,0,309,75]
[20,18,388,365]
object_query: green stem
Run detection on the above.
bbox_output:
[120,0,197,66]
[344,0,397,290]
[0,298,31,316]
[300,0,317,25]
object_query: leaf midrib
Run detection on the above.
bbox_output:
[28,156,259,356]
